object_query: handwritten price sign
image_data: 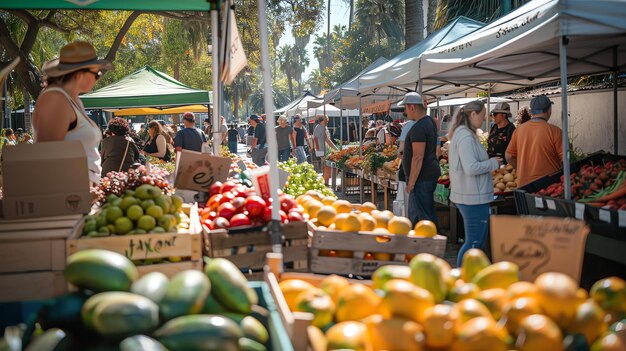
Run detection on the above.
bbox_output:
[174,150,231,192]
[490,215,589,282]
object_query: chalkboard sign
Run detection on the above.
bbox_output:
[174,150,231,192]
[490,215,589,282]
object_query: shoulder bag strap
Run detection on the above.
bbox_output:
[118,139,131,172]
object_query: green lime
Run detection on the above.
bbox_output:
[107,224,117,235]
[155,195,172,214]
[171,195,183,211]
[83,219,97,234]
[146,205,164,219]
[119,196,139,211]
[115,217,134,235]
[158,214,176,231]
[152,227,166,233]
[141,199,155,211]
[106,206,124,223]
[137,215,156,231]
[97,226,110,235]
[126,204,144,221]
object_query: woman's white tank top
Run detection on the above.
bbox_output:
[37,87,102,183]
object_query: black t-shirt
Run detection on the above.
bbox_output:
[254,123,266,147]
[487,122,515,158]
[294,127,305,146]
[227,129,239,142]
[402,116,441,184]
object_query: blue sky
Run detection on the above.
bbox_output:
[278,1,350,79]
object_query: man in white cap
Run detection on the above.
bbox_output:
[506,95,563,187]
[487,102,515,159]
[400,92,440,226]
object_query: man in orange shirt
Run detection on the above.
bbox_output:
[505,95,564,187]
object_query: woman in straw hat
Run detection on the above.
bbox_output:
[33,41,113,184]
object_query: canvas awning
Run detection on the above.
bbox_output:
[419,0,626,93]
[322,57,389,109]
[303,104,360,118]
[80,65,212,109]
[107,105,211,116]
[358,16,484,96]
[274,91,319,115]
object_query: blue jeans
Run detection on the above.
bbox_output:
[228,141,238,154]
[295,146,307,164]
[407,180,438,226]
[456,203,490,267]
[278,148,291,162]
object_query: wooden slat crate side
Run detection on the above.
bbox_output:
[205,228,271,249]
[310,255,406,276]
[0,214,83,233]
[311,229,447,256]
[0,237,67,274]
[0,271,67,302]
[136,259,202,278]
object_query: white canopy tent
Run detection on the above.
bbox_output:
[322,57,390,109]
[274,91,319,115]
[419,0,626,199]
[303,104,360,118]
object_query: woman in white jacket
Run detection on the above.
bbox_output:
[448,101,503,267]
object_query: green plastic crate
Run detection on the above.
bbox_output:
[249,281,294,351]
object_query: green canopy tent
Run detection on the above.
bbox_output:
[80,65,212,109]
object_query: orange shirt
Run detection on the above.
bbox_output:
[506,120,564,187]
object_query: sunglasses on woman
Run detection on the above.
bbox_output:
[82,69,102,80]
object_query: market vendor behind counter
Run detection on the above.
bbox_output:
[487,102,515,160]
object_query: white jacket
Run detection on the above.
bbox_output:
[449,125,499,205]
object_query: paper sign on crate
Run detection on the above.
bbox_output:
[174,149,231,192]
[490,215,589,282]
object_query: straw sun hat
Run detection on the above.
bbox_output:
[43,41,113,78]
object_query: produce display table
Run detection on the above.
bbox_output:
[328,162,397,210]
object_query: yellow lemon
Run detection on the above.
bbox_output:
[361,202,377,213]
[333,200,353,214]
[387,216,413,235]
[317,205,337,227]
[358,213,377,231]
[413,220,437,238]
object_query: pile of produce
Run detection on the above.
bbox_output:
[145,156,176,176]
[279,249,626,351]
[383,158,400,173]
[200,180,304,230]
[493,164,518,194]
[534,158,626,209]
[299,192,437,237]
[438,159,450,187]
[82,184,187,237]
[278,158,335,198]
[13,249,271,351]
[91,165,172,205]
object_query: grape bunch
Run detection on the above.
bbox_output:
[91,165,172,204]
[278,158,335,198]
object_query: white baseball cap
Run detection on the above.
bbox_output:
[398,92,424,107]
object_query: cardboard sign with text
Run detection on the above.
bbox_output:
[174,150,231,192]
[490,215,589,282]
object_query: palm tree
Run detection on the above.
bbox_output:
[427,0,437,35]
[354,0,404,46]
[405,0,424,48]
[279,45,301,100]
[434,0,532,30]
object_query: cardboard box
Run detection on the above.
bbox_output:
[174,149,231,192]
[491,215,589,282]
[2,141,91,219]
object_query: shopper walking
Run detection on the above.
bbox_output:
[400,92,441,226]
[448,101,502,267]
[313,115,338,184]
[143,121,171,161]
[292,115,310,164]
[506,95,563,187]
[2,128,16,146]
[101,118,141,176]
[227,124,239,154]
[33,41,113,184]
[173,112,207,153]
[276,115,295,162]
[248,115,267,166]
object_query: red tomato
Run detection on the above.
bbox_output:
[287,211,304,222]
[220,180,237,194]
[209,181,223,196]
[219,192,236,205]
[244,196,266,218]
[230,213,251,228]
[202,219,212,229]
[280,197,296,212]
[232,186,249,198]
[212,217,230,229]
[262,206,272,223]
[230,197,246,212]
[217,202,237,220]
[280,210,288,223]
[207,194,223,212]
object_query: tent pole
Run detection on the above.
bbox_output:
[613,46,618,155]
[258,0,282,253]
[560,36,571,200]
[211,9,220,155]
[340,99,343,150]
[486,84,492,134]
[359,96,364,205]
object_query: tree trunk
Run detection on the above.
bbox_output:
[233,87,240,119]
[348,0,354,31]
[405,0,424,49]
[287,75,294,101]
[23,84,31,133]
[174,60,180,80]
[427,0,437,35]
[326,0,331,70]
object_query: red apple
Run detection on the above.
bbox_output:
[219,192,236,205]
[230,213,251,228]
[220,180,237,194]
[245,196,266,218]
[217,202,237,220]
[230,197,246,212]
[212,217,230,229]
[207,194,223,212]
[262,206,272,223]
[280,210,288,223]
[280,197,296,212]
[209,181,223,196]
[232,186,249,198]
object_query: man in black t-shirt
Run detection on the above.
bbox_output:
[487,102,515,160]
[174,112,207,153]
[400,92,441,226]
[227,124,239,154]
[248,115,267,166]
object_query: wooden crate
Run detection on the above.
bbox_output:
[67,204,203,276]
[309,222,447,276]
[264,253,372,351]
[0,214,81,302]
[203,221,309,279]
